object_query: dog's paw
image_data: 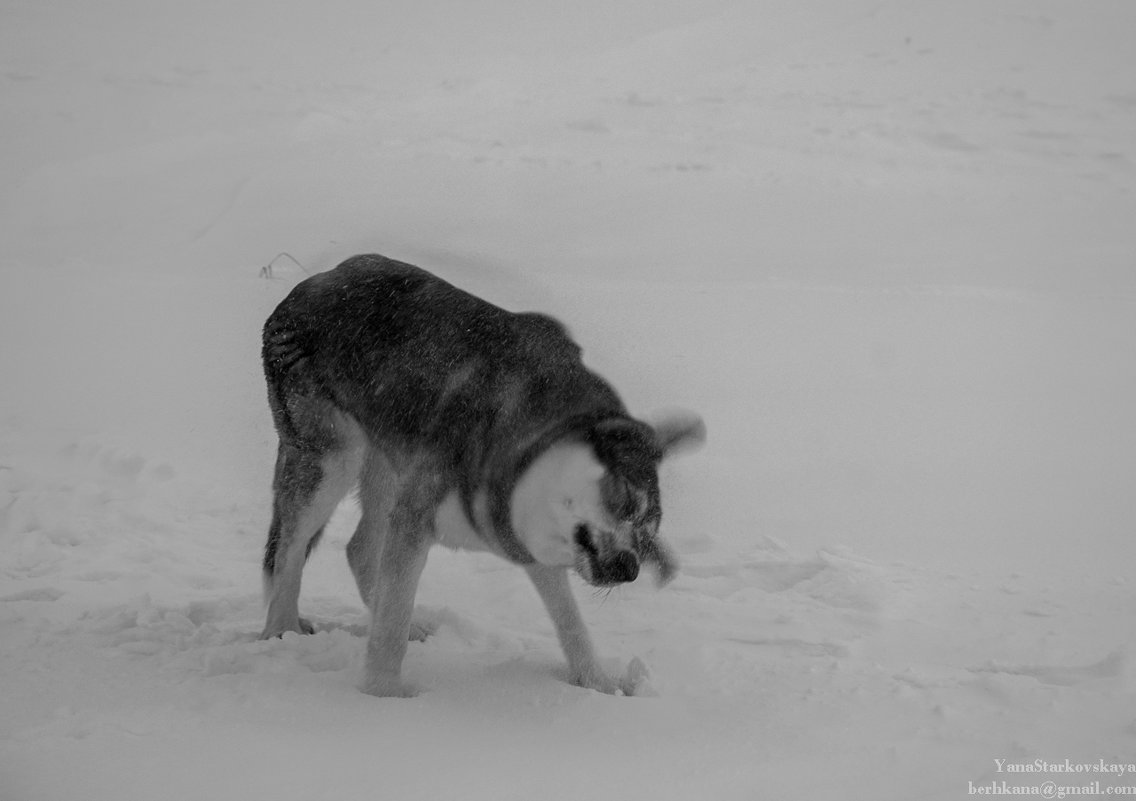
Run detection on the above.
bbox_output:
[620,656,657,697]
[570,665,622,695]
[360,674,419,698]
[407,620,433,642]
[259,616,315,640]
[572,658,656,696]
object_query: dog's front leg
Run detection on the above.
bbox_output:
[360,516,431,698]
[526,564,619,694]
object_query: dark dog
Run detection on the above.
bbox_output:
[259,254,704,696]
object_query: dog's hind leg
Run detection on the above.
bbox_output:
[359,463,445,697]
[526,564,619,694]
[261,422,364,639]
[346,451,433,643]
[346,450,396,609]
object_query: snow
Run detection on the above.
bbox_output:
[2,1,1134,799]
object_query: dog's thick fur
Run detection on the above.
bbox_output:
[259,254,704,696]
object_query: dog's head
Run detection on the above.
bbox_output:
[510,410,704,586]
[576,411,704,586]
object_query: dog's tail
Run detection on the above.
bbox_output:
[262,317,312,444]
[262,508,282,600]
[261,506,325,602]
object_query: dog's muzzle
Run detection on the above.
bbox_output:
[574,525,640,585]
[596,550,640,584]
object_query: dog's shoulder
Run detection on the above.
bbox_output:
[510,311,581,361]
[285,254,444,306]
[513,310,570,339]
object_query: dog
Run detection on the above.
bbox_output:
[259,254,704,696]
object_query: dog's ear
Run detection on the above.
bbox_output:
[651,410,706,459]
[643,536,679,585]
[588,418,662,474]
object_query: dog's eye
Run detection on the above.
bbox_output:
[574,524,597,556]
[603,478,637,520]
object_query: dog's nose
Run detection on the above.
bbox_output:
[608,551,639,583]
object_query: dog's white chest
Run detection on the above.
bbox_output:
[433,490,493,553]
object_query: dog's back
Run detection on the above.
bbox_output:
[263,254,625,460]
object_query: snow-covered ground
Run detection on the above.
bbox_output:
[2,2,1135,799]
